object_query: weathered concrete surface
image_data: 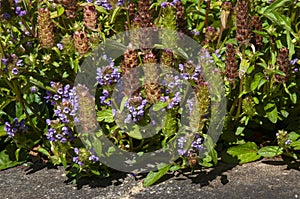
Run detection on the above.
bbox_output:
[0,159,299,199]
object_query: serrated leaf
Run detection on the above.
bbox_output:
[288,132,300,141]
[227,142,261,164]
[97,109,114,123]
[291,140,300,150]
[258,146,283,157]
[143,164,171,187]
[264,103,278,123]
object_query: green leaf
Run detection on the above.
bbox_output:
[0,125,7,137]
[204,135,218,165]
[291,140,300,150]
[0,149,25,170]
[239,59,250,78]
[97,109,114,123]
[250,73,264,91]
[262,0,292,13]
[152,102,168,111]
[264,103,278,123]
[127,125,143,140]
[95,5,109,14]
[37,147,51,157]
[283,83,297,104]
[110,6,120,23]
[262,11,295,37]
[169,165,181,172]
[61,153,67,168]
[258,146,283,157]
[286,32,295,59]
[143,164,171,187]
[288,132,300,141]
[235,126,245,136]
[227,142,261,164]
[280,109,289,118]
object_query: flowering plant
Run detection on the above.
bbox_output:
[0,0,300,187]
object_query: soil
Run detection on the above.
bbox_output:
[0,158,299,199]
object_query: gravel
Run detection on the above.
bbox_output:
[0,158,299,199]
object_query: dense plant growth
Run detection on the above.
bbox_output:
[0,0,300,186]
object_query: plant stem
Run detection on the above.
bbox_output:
[21,18,35,37]
[204,0,211,27]
[236,45,245,118]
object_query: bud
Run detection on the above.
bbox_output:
[235,1,250,45]
[225,43,238,83]
[274,47,290,83]
[59,0,77,19]
[73,31,89,55]
[37,8,55,49]
[84,5,98,30]
[75,84,98,132]
[143,51,161,103]
[250,16,263,48]
[121,44,140,98]
[174,0,189,35]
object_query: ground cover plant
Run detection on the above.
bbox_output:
[0,0,300,186]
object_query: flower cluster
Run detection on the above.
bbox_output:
[44,82,78,143]
[4,118,28,138]
[96,56,121,86]
[178,62,202,82]
[124,96,147,123]
[276,130,292,147]
[160,91,182,109]
[46,119,74,143]
[94,0,112,10]
[177,134,204,156]
[161,0,180,8]
[99,89,112,106]
[72,147,99,166]
[14,0,26,17]
[45,82,78,123]
[1,54,24,75]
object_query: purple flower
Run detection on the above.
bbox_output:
[31,86,37,93]
[161,2,168,8]
[57,43,63,50]
[1,58,9,66]
[117,0,124,6]
[290,58,299,65]
[3,12,11,20]
[12,68,19,75]
[74,148,79,155]
[285,139,292,145]
[178,149,186,156]
[16,59,23,66]
[89,154,99,162]
[4,118,28,138]
[178,63,184,71]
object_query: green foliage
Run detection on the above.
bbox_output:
[0,0,300,187]
[227,142,261,164]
